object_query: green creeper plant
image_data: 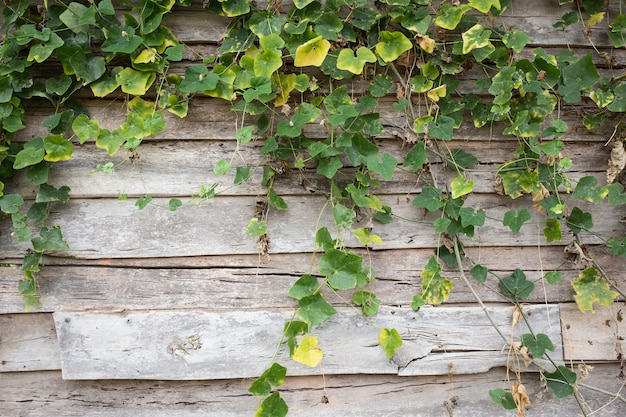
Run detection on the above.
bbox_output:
[1,0,625,415]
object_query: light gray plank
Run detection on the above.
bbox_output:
[2,246,625,314]
[52,304,560,380]
[561,302,626,362]
[2,366,625,417]
[4,138,615,199]
[2,192,625,259]
[0,313,61,372]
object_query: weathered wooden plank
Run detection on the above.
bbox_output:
[0,313,61,372]
[4,138,615,199]
[2,365,625,417]
[561,302,626,362]
[1,247,624,314]
[52,305,560,380]
[2,192,624,259]
[14,97,617,143]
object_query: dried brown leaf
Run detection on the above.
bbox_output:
[512,382,531,417]
[607,140,626,184]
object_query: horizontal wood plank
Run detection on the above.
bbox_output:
[0,313,61,372]
[52,305,560,380]
[1,366,625,417]
[2,193,624,259]
[561,302,626,362]
[5,138,615,199]
[1,247,625,314]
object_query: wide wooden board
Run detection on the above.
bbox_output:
[0,313,61,372]
[52,305,560,380]
[2,366,625,417]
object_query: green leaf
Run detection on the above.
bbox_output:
[462,24,493,54]
[411,294,426,311]
[572,267,619,312]
[503,208,532,234]
[543,219,562,243]
[352,228,383,246]
[214,159,232,175]
[168,198,182,211]
[446,149,478,171]
[72,114,100,144]
[337,47,376,75]
[43,135,73,162]
[292,335,323,367]
[502,30,530,53]
[421,256,452,305]
[607,237,626,258]
[450,175,474,199]
[470,264,488,283]
[101,26,143,54]
[319,248,362,290]
[545,271,563,284]
[69,51,106,85]
[522,333,555,358]
[36,183,70,203]
[435,4,472,30]
[179,65,219,93]
[0,194,24,214]
[572,176,608,202]
[28,32,64,63]
[489,388,517,410]
[268,187,288,210]
[332,203,355,228]
[379,328,402,359]
[288,275,320,300]
[31,226,69,253]
[294,36,330,67]
[297,293,337,326]
[404,142,427,171]
[248,12,286,38]
[375,31,412,63]
[245,218,268,237]
[607,83,626,112]
[567,206,593,234]
[560,53,600,102]
[254,392,288,417]
[428,115,455,140]
[544,366,577,398]
[367,152,397,180]
[233,166,251,185]
[135,194,152,209]
[499,269,534,299]
[14,138,45,169]
[353,291,381,316]
[412,186,444,212]
[115,67,155,95]
[468,0,501,13]
[96,129,126,156]
[249,363,287,396]
[59,2,91,34]
[315,12,343,40]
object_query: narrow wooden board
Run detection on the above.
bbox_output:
[52,305,561,380]
[561,302,626,362]
[0,313,61,372]
[1,247,624,314]
[5,138,614,199]
[2,193,624,260]
[2,365,625,417]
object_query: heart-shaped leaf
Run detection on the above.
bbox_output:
[336,47,376,74]
[375,31,412,63]
[294,36,330,67]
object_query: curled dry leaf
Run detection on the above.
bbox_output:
[564,241,592,268]
[577,363,594,381]
[391,128,418,144]
[607,140,626,184]
[512,382,531,417]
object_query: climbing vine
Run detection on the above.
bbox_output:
[0,0,625,415]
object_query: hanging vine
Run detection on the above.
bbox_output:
[1,0,625,415]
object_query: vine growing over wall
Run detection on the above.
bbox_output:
[0,0,625,415]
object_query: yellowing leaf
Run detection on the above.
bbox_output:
[291,335,323,367]
[588,12,605,26]
[468,0,500,13]
[427,84,446,102]
[133,48,157,64]
[418,35,435,54]
[375,31,412,63]
[572,267,619,312]
[294,36,330,67]
[352,227,383,246]
[273,73,296,106]
[451,175,474,198]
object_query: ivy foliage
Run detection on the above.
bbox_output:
[0,0,625,415]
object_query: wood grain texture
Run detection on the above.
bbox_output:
[51,305,560,380]
[561,302,626,362]
[1,247,625,314]
[1,366,625,417]
[0,313,61,372]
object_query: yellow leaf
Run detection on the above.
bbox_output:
[418,35,435,54]
[133,48,157,64]
[588,12,605,26]
[292,335,323,367]
[294,36,330,67]
[427,84,446,102]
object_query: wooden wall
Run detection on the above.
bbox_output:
[1,1,626,416]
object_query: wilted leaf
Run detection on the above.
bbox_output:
[572,267,618,312]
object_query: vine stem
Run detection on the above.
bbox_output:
[451,236,509,344]
[578,382,626,405]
